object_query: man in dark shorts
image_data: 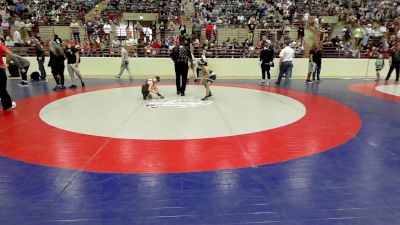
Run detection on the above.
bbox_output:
[142,76,164,100]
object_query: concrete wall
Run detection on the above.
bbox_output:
[21,57,386,79]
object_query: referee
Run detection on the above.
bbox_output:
[171,35,194,96]
[275,41,295,85]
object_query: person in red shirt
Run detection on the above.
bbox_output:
[205,22,213,41]
[0,43,16,110]
[151,40,161,49]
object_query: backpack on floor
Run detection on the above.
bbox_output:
[30,71,40,82]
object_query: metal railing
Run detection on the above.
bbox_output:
[8,44,394,59]
[6,46,304,58]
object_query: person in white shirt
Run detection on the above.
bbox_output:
[13,28,23,47]
[103,21,112,41]
[275,41,295,85]
[70,19,80,43]
[4,36,14,47]
[147,27,153,43]
[111,37,121,48]
[303,12,309,27]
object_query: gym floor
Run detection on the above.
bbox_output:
[0,77,399,225]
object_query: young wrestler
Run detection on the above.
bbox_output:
[200,62,217,101]
[141,76,164,100]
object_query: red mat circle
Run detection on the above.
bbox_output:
[0,83,361,173]
[348,81,400,102]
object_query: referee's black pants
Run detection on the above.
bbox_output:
[0,68,12,110]
[385,62,400,81]
[175,62,189,94]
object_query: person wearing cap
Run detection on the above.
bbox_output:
[259,40,275,85]
[65,43,85,88]
[141,76,164,100]
[275,40,295,85]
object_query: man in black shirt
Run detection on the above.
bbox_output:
[259,41,275,85]
[311,45,323,81]
[65,44,85,88]
[385,43,400,82]
[170,36,194,96]
[331,36,340,47]
[297,25,305,42]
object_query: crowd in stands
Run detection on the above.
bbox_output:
[107,0,181,21]
[0,0,97,27]
[1,0,400,59]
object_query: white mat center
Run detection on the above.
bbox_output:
[39,85,306,140]
[375,84,400,97]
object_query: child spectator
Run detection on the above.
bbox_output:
[375,54,384,81]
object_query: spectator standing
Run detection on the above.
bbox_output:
[144,27,153,43]
[103,21,112,41]
[247,16,257,42]
[13,28,23,47]
[259,40,275,85]
[306,45,316,83]
[179,22,186,36]
[134,21,142,40]
[0,43,16,110]
[205,22,213,41]
[159,21,166,41]
[192,19,203,40]
[303,12,309,27]
[115,45,133,79]
[354,26,362,46]
[48,41,66,91]
[70,19,80,43]
[170,35,193,96]
[34,41,47,81]
[375,54,384,81]
[275,41,295,85]
[167,21,176,41]
[10,54,30,87]
[311,45,323,82]
[297,24,305,42]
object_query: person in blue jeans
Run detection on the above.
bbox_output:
[275,41,295,85]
